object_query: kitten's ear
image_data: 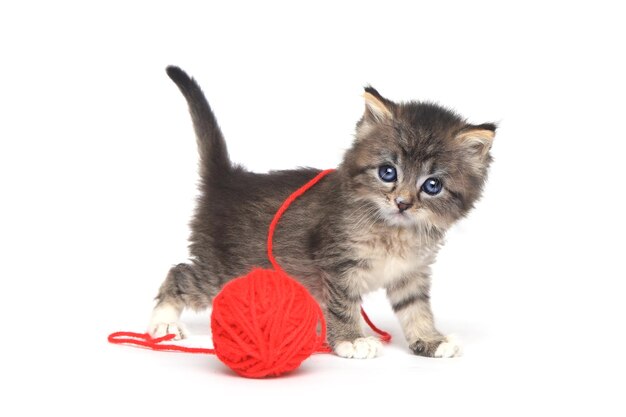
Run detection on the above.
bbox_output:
[456,123,497,160]
[363,86,394,122]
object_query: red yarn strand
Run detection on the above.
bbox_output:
[360,307,392,343]
[266,169,335,272]
[108,331,215,354]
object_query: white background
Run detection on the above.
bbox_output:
[1,1,625,415]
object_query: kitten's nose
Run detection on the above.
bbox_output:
[395,197,414,213]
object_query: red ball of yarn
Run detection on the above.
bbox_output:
[210,268,326,378]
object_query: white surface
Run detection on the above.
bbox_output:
[1,1,625,416]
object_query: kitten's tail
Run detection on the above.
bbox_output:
[166,66,231,177]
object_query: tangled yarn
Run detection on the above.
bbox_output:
[211,268,327,378]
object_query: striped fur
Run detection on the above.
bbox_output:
[149,68,495,358]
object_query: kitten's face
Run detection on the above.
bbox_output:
[342,87,495,231]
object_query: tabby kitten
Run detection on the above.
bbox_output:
[149,66,496,359]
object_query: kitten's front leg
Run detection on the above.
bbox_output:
[386,273,461,358]
[324,278,382,359]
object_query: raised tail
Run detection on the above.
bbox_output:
[166,66,231,177]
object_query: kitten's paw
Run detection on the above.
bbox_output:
[149,322,187,340]
[434,335,462,358]
[410,334,462,358]
[334,337,382,359]
[149,302,185,340]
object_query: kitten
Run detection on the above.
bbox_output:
[149,66,496,359]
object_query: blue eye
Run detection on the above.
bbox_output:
[421,178,443,195]
[378,165,397,182]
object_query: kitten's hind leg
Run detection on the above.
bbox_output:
[148,262,215,340]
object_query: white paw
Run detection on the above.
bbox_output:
[149,322,187,340]
[334,337,382,359]
[434,334,462,358]
[149,302,185,340]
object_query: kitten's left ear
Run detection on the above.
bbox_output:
[363,86,394,122]
[456,123,497,160]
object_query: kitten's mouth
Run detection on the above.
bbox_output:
[383,209,416,226]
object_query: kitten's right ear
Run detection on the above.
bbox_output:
[456,123,497,160]
[363,86,394,122]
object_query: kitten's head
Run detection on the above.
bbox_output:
[341,87,496,230]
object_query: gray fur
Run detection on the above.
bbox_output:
[153,67,495,356]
